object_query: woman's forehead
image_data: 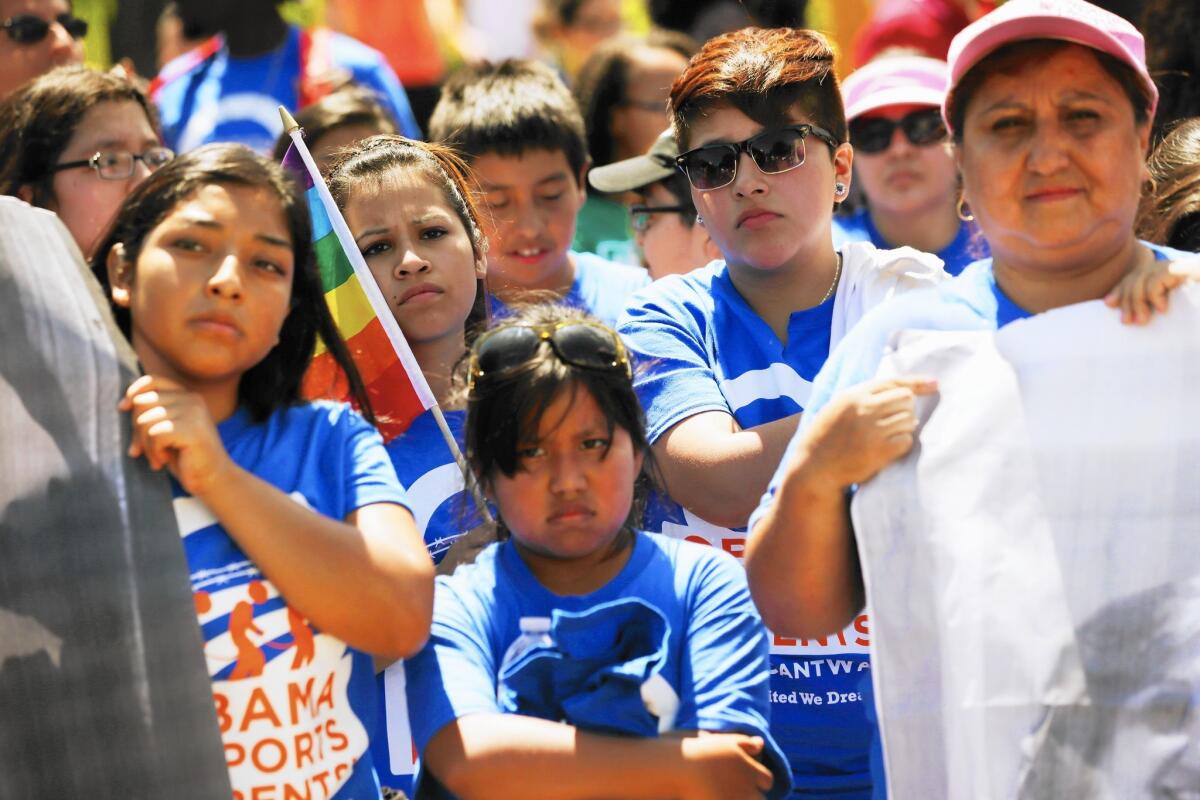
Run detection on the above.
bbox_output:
[966,44,1124,112]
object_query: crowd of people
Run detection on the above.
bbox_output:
[2,0,1199,798]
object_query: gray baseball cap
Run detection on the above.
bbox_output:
[587,129,679,194]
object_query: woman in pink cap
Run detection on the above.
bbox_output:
[747,0,1196,794]
[835,55,987,275]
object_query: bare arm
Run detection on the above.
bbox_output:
[424,713,774,800]
[124,375,435,660]
[745,458,862,638]
[201,470,434,660]
[654,411,800,529]
[744,376,937,638]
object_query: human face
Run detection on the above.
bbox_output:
[687,103,852,276]
[635,181,711,280]
[491,384,642,566]
[47,99,162,258]
[561,0,622,70]
[110,183,294,403]
[345,167,483,349]
[0,0,82,98]
[611,46,689,162]
[853,104,957,219]
[957,45,1151,272]
[473,148,586,292]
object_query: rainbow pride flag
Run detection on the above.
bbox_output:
[281,125,434,441]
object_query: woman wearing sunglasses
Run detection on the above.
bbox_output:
[836,55,987,276]
[401,303,792,800]
[616,26,947,798]
[747,0,1198,793]
[0,0,83,99]
[0,64,172,258]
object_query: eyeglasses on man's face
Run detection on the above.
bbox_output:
[674,124,841,192]
[49,148,175,181]
[2,13,87,45]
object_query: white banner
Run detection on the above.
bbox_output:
[852,286,1200,798]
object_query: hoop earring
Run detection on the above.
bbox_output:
[956,196,975,222]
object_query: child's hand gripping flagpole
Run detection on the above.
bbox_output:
[279,107,494,526]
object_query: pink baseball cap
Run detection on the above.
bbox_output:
[842,56,949,121]
[944,0,1158,132]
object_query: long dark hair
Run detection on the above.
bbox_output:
[90,143,374,423]
[465,304,657,538]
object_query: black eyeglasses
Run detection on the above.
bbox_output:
[674,124,840,192]
[630,204,690,233]
[468,321,632,393]
[2,13,88,44]
[849,109,947,155]
[50,148,175,181]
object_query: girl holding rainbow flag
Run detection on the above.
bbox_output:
[326,134,496,793]
[91,143,435,800]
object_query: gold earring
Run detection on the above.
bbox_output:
[956,196,975,222]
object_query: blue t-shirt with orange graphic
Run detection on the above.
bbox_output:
[174,401,408,800]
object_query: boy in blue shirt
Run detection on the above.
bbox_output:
[427,59,649,326]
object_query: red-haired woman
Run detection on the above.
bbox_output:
[616,26,949,796]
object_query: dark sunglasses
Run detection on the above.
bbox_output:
[849,109,947,154]
[629,204,690,233]
[468,322,632,393]
[2,13,88,44]
[674,124,840,192]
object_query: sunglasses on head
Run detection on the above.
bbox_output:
[468,321,632,394]
[674,123,841,192]
[849,109,947,155]
[2,13,88,44]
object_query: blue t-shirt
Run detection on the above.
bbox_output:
[374,408,484,793]
[489,250,650,327]
[618,258,876,798]
[832,207,986,277]
[748,242,1192,798]
[173,401,409,800]
[403,531,791,799]
[155,25,420,155]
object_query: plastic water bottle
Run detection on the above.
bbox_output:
[497,617,554,698]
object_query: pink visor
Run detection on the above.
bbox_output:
[944,0,1158,133]
[842,56,949,121]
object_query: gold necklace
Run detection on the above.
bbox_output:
[818,252,843,305]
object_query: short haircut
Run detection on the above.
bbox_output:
[270,84,399,163]
[946,40,1153,143]
[0,65,161,208]
[668,27,847,151]
[428,59,589,179]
